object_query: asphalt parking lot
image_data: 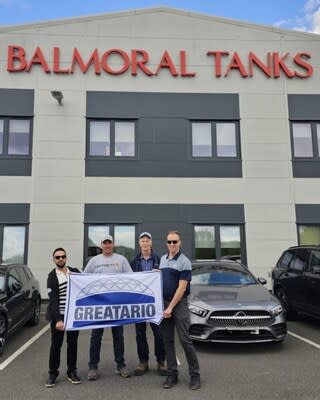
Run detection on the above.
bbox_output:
[1,308,320,400]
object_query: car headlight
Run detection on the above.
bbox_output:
[271,304,283,316]
[188,304,208,318]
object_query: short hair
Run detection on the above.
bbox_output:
[167,230,181,239]
[52,247,66,257]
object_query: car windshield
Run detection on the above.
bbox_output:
[192,265,257,286]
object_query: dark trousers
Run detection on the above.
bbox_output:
[89,326,126,369]
[48,321,79,376]
[135,322,166,363]
[160,298,200,378]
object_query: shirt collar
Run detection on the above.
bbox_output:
[166,250,181,260]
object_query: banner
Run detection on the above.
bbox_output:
[64,271,164,330]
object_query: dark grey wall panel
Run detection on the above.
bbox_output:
[0,89,34,116]
[0,159,32,176]
[86,92,242,178]
[85,203,245,258]
[0,203,30,223]
[296,204,320,223]
[87,92,239,119]
[288,94,320,120]
[85,159,242,177]
[292,161,320,178]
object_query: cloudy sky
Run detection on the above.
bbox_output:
[0,0,320,33]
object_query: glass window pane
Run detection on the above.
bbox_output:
[194,226,215,259]
[220,225,241,258]
[317,124,320,157]
[8,120,30,155]
[88,225,110,258]
[2,226,26,264]
[298,225,320,245]
[114,225,135,260]
[115,122,135,157]
[0,120,3,155]
[292,123,313,157]
[216,123,237,157]
[89,121,110,156]
[192,123,212,157]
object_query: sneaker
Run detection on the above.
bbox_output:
[157,362,168,376]
[67,372,82,385]
[45,374,57,388]
[163,375,178,389]
[134,362,149,376]
[115,367,131,378]
[190,375,201,390]
[87,369,98,381]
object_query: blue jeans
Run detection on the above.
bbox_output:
[160,298,200,378]
[135,322,166,363]
[88,326,126,369]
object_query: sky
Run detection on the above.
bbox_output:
[0,0,320,33]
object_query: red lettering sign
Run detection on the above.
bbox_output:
[5,45,314,80]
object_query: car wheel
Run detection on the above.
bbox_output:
[28,297,41,326]
[275,288,297,319]
[0,314,7,356]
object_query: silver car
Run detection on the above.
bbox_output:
[188,260,287,343]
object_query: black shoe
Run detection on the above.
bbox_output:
[45,374,57,388]
[163,375,178,389]
[190,375,201,390]
[67,372,82,384]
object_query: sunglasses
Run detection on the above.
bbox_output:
[55,255,66,260]
[167,240,178,244]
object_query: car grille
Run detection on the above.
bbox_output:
[207,330,275,342]
[208,310,272,327]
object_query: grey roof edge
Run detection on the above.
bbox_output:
[0,6,319,39]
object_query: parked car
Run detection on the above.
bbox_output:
[188,260,287,343]
[0,264,41,356]
[272,245,320,319]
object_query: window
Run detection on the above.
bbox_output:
[289,249,309,273]
[291,122,320,159]
[191,121,239,158]
[0,118,32,156]
[194,225,242,260]
[298,225,320,245]
[8,268,21,288]
[277,251,294,269]
[88,120,135,157]
[86,224,136,262]
[310,250,320,270]
[0,225,27,264]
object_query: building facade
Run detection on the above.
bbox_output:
[1,8,320,295]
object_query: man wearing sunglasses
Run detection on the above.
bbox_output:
[159,231,200,391]
[45,248,82,388]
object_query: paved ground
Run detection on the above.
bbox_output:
[1,309,320,400]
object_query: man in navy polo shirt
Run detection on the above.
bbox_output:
[159,230,200,390]
[130,232,167,376]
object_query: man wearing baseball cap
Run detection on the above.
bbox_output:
[84,234,133,381]
[130,232,167,376]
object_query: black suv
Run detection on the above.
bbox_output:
[272,245,320,319]
[0,264,41,355]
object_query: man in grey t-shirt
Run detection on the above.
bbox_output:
[84,234,133,380]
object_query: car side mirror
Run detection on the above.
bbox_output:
[312,265,320,274]
[10,281,22,292]
[258,278,267,285]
